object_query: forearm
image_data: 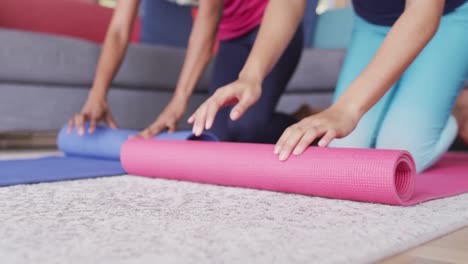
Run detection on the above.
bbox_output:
[90,0,139,100]
[90,34,130,99]
[173,0,222,102]
[239,0,306,83]
[335,0,445,116]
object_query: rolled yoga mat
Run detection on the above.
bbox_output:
[0,124,217,187]
[122,139,468,206]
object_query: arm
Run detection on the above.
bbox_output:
[91,0,140,101]
[69,0,139,135]
[173,0,223,101]
[189,0,306,135]
[138,0,223,137]
[333,0,445,118]
[238,0,306,86]
[275,0,446,160]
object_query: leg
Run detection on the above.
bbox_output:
[329,16,396,148]
[235,24,304,143]
[208,34,252,142]
[376,2,468,172]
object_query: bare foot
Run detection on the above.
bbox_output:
[454,90,468,144]
[292,104,324,121]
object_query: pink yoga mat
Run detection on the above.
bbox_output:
[121,139,468,205]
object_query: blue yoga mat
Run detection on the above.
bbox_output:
[0,124,218,187]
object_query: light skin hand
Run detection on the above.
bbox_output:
[136,96,188,138]
[188,76,262,136]
[274,0,445,160]
[274,103,361,161]
[188,0,306,136]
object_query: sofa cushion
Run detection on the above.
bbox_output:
[0,29,99,86]
[286,49,345,92]
[0,29,210,91]
[115,43,213,92]
[0,29,343,94]
[118,47,346,93]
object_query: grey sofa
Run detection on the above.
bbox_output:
[0,28,344,132]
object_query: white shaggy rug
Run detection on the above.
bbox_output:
[0,151,467,264]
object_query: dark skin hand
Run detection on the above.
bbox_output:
[69,0,223,138]
[136,0,223,138]
[68,0,139,135]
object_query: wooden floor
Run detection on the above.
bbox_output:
[381,226,468,264]
[0,132,56,149]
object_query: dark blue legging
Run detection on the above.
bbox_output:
[209,25,303,143]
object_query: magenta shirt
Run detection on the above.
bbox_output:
[217,0,268,41]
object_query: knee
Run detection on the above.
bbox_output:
[376,116,458,173]
[376,132,430,173]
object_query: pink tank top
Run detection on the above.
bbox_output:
[218,0,268,41]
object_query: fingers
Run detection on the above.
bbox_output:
[203,89,232,130]
[135,128,152,139]
[205,99,220,130]
[74,114,86,136]
[106,112,118,129]
[72,113,116,135]
[190,86,239,135]
[67,114,91,135]
[275,126,307,161]
[192,104,208,136]
[167,122,177,133]
[274,119,332,161]
[138,122,166,139]
[67,119,74,134]
[292,129,319,156]
[318,129,337,147]
[187,114,195,124]
[189,78,261,135]
[68,101,116,135]
[136,129,151,139]
[137,117,179,139]
[230,94,255,121]
[274,128,290,155]
[273,105,355,158]
[88,118,98,134]
[191,100,220,136]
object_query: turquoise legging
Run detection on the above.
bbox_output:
[330,2,468,173]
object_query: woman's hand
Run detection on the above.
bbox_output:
[68,94,117,136]
[137,97,188,138]
[188,77,262,136]
[274,104,362,161]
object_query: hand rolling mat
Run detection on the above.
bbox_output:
[122,139,468,206]
[0,125,218,187]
